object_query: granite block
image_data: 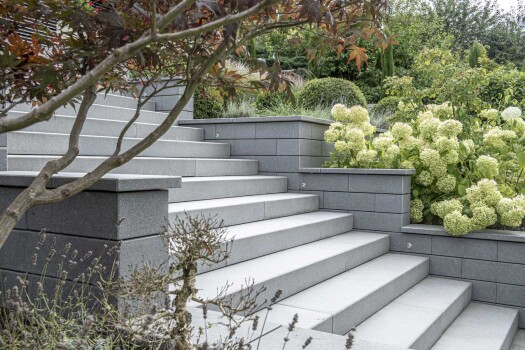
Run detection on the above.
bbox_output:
[498,241,525,264]
[324,191,376,212]
[388,231,432,254]
[351,211,410,232]
[497,283,525,307]
[233,139,276,155]
[27,190,168,240]
[300,174,348,192]
[431,236,497,260]
[348,174,411,194]
[216,123,256,139]
[375,194,410,214]
[430,255,462,278]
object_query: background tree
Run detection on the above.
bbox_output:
[0,0,389,246]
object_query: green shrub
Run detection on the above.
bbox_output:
[193,88,224,119]
[298,78,367,110]
[324,102,525,236]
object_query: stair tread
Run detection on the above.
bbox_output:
[10,130,225,145]
[195,232,388,301]
[354,277,471,349]
[431,302,518,350]
[224,211,352,240]
[257,253,428,330]
[180,175,288,183]
[169,193,318,213]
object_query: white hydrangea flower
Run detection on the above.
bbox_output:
[501,106,522,121]
[480,109,500,120]
[331,104,348,121]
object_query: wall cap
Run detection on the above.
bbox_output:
[402,223,525,243]
[0,171,181,192]
[180,116,332,126]
[299,167,416,175]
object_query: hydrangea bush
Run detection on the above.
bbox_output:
[324,103,525,236]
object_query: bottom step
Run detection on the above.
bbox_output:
[354,277,471,350]
[431,303,518,350]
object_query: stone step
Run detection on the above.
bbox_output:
[7,112,204,141]
[256,253,429,335]
[8,131,229,159]
[431,303,518,350]
[170,176,288,202]
[511,329,525,350]
[354,277,472,350]
[13,103,192,124]
[200,211,354,274]
[195,232,390,314]
[169,193,319,227]
[8,155,258,177]
[95,93,156,111]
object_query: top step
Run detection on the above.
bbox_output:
[95,93,156,111]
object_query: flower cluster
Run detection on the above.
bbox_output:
[326,102,525,236]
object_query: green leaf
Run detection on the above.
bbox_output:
[412,189,419,198]
[518,152,525,169]
[458,185,467,196]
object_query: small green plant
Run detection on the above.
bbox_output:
[324,103,525,236]
[194,88,224,119]
[298,78,367,110]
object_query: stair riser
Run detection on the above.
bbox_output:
[170,177,288,202]
[94,94,156,111]
[8,156,258,177]
[198,215,354,274]
[7,112,204,141]
[8,133,230,159]
[170,196,319,227]
[211,237,389,315]
[314,259,429,335]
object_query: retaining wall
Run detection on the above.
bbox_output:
[0,172,180,301]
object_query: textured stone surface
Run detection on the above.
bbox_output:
[0,171,181,192]
[27,190,168,240]
[431,236,497,260]
[8,132,230,159]
[497,284,525,307]
[429,255,462,278]
[352,211,410,232]
[431,303,518,350]
[354,277,471,350]
[0,229,168,281]
[0,134,6,147]
[0,148,6,171]
[256,253,428,335]
[388,232,432,254]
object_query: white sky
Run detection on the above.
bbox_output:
[497,0,519,12]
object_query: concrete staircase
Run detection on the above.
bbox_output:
[7,93,521,349]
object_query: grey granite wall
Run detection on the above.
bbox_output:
[0,172,180,300]
[391,224,525,327]
[180,116,333,185]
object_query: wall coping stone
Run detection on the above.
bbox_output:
[402,224,525,243]
[0,171,181,192]
[298,167,416,175]
[180,116,333,126]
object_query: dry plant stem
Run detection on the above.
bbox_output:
[173,262,198,350]
[0,85,97,248]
